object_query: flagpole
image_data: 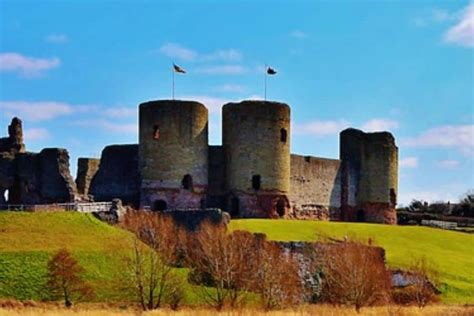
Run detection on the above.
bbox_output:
[264,64,267,101]
[172,65,175,100]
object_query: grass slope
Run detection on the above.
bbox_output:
[230,219,474,304]
[0,212,206,304]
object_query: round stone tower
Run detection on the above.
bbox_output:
[222,100,291,218]
[139,100,208,210]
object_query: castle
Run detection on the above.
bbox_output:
[0,100,398,224]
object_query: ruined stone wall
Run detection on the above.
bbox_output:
[289,155,342,220]
[0,117,25,154]
[223,101,290,218]
[89,144,140,206]
[139,100,208,210]
[340,128,398,224]
[3,149,77,204]
[76,158,100,195]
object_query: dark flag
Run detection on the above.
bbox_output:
[173,63,186,74]
[267,66,277,75]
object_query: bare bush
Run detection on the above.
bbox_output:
[317,239,391,312]
[393,257,439,308]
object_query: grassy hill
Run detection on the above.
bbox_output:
[230,219,474,304]
[0,212,209,304]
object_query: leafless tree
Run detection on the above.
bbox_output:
[317,239,392,312]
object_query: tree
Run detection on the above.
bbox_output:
[317,239,391,312]
[250,239,303,310]
[123,238,183,310]
[122,211,186,310]
[47,248,94,307]
[186,222,253,310]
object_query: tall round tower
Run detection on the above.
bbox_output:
[139,100,208,210]
[222,100,291,218]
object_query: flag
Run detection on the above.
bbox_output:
[173,63,186,73]
[267,66,277,75]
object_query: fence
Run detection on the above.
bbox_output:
[0,202,112,213]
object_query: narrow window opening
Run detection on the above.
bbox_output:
[3,189,9,204]
[182,174,193,190]
[252,175,261,190]
[280,128,287,143]
[153,125,160,140]
[153,199,167,212]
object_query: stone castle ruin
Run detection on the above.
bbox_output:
[0,99,398,224]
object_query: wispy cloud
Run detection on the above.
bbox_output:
[103,107,136,118]
[157,43,243,62]
[0,101,74,121]
[293,119,351,136]
[23,128,50,142]
[400,157,418,168]
[444,4,474,48]
[401,124,474,156]
[290,30,308,39]
[73,119,138,135]
[437,159,460,169]
[362,118,399,132]
[195,65,247,75]
[45,33,68,44]
[201,49,242,62]
[182,95,230,114]
[158,43,197,61]
[0,52,60,77]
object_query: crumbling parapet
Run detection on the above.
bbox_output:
[340,128,398,224]
[223,100,291,218]
[76,158,100,195]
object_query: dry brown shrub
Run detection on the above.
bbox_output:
[317,239,392,312]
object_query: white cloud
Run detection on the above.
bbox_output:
[74,119,138,135]
[290,30,308,39]
[362,118,399,132]
[45,33,68,44]
[294,119,351,136]
[23,128,50,141]
[157,43,243,62]
[214,84,246,93]
[444,4,474,48]
[182,95,230,114]
[437,159,460,169]
[0,101,74,121]
[0,52,60,77]
[401,124,474,156]
[195,65,247,75]
[201,49,242,62]
[400,157,418,168]
[398,190,458,205]
[103,107,136,118]
[158,43,197,61]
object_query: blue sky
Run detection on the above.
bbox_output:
[0,0,473,205]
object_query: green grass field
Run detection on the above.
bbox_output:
[230,219,474,304]
[0,212,206,304]
[0,212,472,305]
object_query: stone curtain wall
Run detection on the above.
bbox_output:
[89,145,140,206]
[289,155,342,220]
